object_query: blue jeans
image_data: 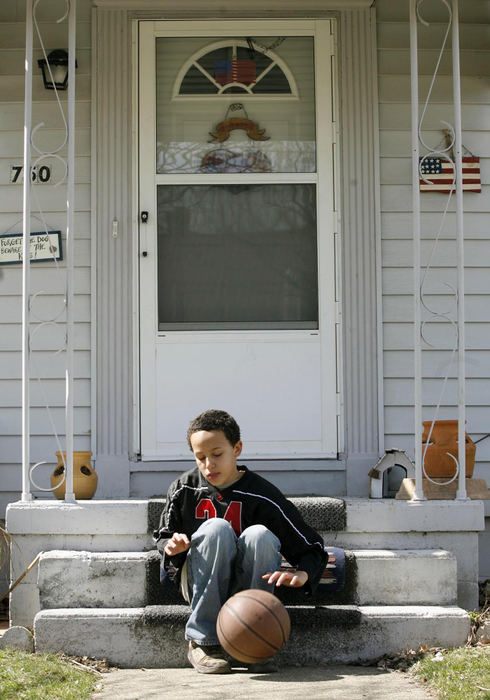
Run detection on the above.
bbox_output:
[184,518,282,645]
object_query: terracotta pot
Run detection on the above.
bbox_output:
[51,451,98,500]
[422,420,476,479]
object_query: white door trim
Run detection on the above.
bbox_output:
[137,19,339,460]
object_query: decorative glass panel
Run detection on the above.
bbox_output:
[157,184,318,330]
[180,42,290,96]
[156,37,316,173]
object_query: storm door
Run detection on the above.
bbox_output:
[138,20,338,459]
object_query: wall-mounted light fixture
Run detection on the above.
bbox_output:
[38,49,77,91]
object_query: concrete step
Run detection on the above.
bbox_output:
[37,548,458,608]
[33,605,470,668]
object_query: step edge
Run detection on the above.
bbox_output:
[34,604,469,619]
[37,547,456,561]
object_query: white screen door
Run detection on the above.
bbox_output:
[138,20,338,459]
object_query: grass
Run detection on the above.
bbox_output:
[410,646,490,700]
[0,648,99,699]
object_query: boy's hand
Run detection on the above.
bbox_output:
[262,570,308,588]
[164,533,191,556]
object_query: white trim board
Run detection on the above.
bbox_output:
[94,1,373,9]
[129,459,347,472]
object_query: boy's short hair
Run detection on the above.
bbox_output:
[187,409,241,449]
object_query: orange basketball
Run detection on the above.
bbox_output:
[217,589,291,663]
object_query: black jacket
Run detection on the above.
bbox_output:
[154,465,328,593]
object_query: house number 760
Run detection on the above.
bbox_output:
[10,165,51,184]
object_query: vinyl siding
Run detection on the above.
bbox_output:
[0,0,92,515]
[377,0,490,480]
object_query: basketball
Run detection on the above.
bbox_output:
[217,588,291,663]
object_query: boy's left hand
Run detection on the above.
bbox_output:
[262,570,308,588]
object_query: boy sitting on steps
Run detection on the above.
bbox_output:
[154,409,327,674]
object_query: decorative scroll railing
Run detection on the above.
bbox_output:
[410,0,468,500]
[22,0,77,502]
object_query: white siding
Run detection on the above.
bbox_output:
[377,0,490,481]
[0,0,92,514]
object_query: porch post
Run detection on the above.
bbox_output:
[92,8,132,498]
[410,0,467,501]
[340,8,381,495]
[64,0,77,502]
[21,0,77,501]
[451,0,467,500]
[409,0,425,501]
[21,0,34,501]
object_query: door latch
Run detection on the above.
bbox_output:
[140,211,149,256]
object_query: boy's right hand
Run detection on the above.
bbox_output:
[164,532,191,556]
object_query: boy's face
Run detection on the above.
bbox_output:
[190,430,243,488]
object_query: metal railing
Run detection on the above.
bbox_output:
[22,0,77,502]
[410,0,468,501]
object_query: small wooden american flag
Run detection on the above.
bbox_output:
[419,156,481,193]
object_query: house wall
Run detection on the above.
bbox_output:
[377,0,490,484]
[2,0,487,515]
[0,0,93,517]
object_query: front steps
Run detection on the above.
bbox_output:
[8,497,482,665]
[7,497,484,627]
[33,547,471,666]
[34,605,470,668]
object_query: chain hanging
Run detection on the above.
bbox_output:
[246,37,286,55]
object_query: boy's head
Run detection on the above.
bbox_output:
[187,410,243,488]
[187,409,241,449]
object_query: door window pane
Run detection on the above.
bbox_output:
[156,37,316,173]
[157,184,318,330]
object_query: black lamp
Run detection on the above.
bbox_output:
[38,49,77,90]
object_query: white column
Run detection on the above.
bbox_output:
[339,9,382,495]
[409,0,425,501]
[93,9,132,497]
[64,0,77,502]
[451,0,467,500]
[22,0,34,502]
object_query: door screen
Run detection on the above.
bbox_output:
[157,183,318,330]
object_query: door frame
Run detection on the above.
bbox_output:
[136,18,341,461]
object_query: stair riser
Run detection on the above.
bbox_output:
[37,549,458,609]
[34,607,470,668]
[39,553,149,609]
[354,551,457,605]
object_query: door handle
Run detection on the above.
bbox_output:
[140,211,149,256]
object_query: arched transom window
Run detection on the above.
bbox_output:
[173,39,298,98]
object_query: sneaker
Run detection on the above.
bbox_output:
[247,657,278,673]
[187,640,231,674]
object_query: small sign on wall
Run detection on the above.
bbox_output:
[419,156,481,193]
[0,231,63,265]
